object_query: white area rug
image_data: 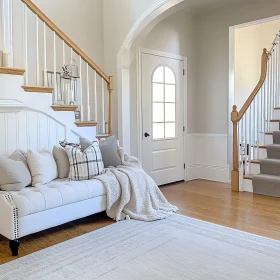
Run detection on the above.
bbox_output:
[1,214,280,280]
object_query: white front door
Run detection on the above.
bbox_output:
[141,52,185,186]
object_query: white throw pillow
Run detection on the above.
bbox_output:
[65,142,105,181]
[27,149,58,187]
[0,150,31,191]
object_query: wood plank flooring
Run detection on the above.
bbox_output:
[1,179,280,265]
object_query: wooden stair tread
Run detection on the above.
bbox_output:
[252,145,267,149]
[244,175,253,180]
[274,107,280,110]
[75,121,97,127]
[51,105,78,112]
[0,67,25,75]
[96,134,112,140]
[251,160,260,164]
[270,119,280,122]
[22,85,53,93]
[265,132,273,135]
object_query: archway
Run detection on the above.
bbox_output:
[116,0,185,153]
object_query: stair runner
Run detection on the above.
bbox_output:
[253,131,280,197]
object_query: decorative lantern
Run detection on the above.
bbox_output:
[61,59,80,105]
[64,58,79,78]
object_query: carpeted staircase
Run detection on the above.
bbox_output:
[253,131,280,197]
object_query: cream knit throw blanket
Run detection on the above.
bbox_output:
[95,147,178,221]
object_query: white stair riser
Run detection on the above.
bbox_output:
[250,163,260,175]
[265,135,273,145]
[273,110,280,119]
[250,147,267,160]
[270,122,279,131]
[242,179,253,192]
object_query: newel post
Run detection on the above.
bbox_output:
[107,76,114,135]
[231,105,239,192]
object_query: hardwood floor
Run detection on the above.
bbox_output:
[1,179,280,265]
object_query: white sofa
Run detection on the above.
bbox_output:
[0,178,107,256]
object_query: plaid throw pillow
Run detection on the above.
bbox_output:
[65,142,105,181]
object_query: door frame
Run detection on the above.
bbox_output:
[137,48,188,181]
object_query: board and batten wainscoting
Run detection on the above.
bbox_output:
[186,134,230,183]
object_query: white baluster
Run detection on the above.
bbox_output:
[267,57,271,132]
[70,48,73,62]
[9,0,13,66]
[53,32,57,104]
[86,63,90,120]
[239,118,243,168]
[35,15,39,85]
[248,106,252,175]
[244,112,248,175]
[256,91,260,160]
[43,22,47,86]
[79,56,83,121]
[2,0,6,58]
[276,40,280,107]
[62,41,65,66]
[252,99,255,161]
[102,78,105,134]
[24,3,28,84]
[260,86,264,144]
[272,46,277,108]
[94,70,97,121]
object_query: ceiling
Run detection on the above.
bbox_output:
[180,0,248,14]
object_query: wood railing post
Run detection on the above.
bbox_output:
[108,76,114,135]
[231,105,239,192]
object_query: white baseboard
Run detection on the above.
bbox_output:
[186,164,230,183]
[186,133,230,183]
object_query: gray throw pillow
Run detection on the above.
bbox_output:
[80,138,92,152]
[99,136,122,168]
[53,146,70,179]
[80,136,121,168]
[0,150,31,191]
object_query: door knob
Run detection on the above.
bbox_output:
[144,132,150,138]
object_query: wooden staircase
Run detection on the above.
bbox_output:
[0,0,113,137]
[231,31,280,196]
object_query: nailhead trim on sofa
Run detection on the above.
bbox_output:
[0,192,19,239]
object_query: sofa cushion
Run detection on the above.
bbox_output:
[53,146,70,179]
[0,150,31,191]
[10,179,107,218]
[65,142,105,181]
[27,149,58,187]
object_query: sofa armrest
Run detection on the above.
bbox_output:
[0,192,19,240]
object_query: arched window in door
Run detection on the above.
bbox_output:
[152,66,176,139]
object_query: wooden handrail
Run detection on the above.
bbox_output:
[21,0,110,84]
[235,48,269,122]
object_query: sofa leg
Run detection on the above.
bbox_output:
[9,239,20,256]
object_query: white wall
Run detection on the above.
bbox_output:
[235,19,280,110]
[32,0,104,68]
